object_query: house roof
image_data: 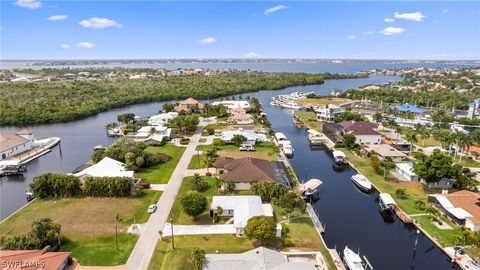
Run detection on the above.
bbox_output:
[339,121,380,136]
[213,157,234,168]
[339,120,376,130]
[229,113,252,121]
[0,133,30,152]
[221,129,267,142]
[446,190,480,224]
[180,97,201,105]
[203,247,317,270]
[395,103,426,114]
[16,129,33,135]
[210,196,273,228]
[366,144,407,158]
[0,250,70,270]
[468,145,480,154]
[221,157,276,183]
[74,157,134,179]
[395,162,417,177]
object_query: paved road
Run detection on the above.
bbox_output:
[125,123,205,270]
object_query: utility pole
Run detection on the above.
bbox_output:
[170,214,175,250]
[115,213,119,251]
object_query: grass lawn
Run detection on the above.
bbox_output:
[0,190,161,265]
[414,215,460,247]
[198,140,279,161]
[148,235,257,270]
[294,111,323,132]
[417,136,441,147]
[457,158,480,168]
[136,144,186,184]
[295,97,351,107]
[188,154,207,169]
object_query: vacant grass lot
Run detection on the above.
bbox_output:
[197,140,279,161]
[295,97,351,106]
[294,111,323,132]
[0,190,161,265]
[136,144,186,184]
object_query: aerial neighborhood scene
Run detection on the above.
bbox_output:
[1,1,480,270]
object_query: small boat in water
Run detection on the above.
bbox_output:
[343,246,373,270]
[300,178,323,199]
[378,193,396,212]
[333,150,347,165]
[282,143,294,157]
[351,174,372,192]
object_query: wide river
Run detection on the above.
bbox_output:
[1,62,470,269]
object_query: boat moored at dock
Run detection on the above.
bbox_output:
[343,246,373,270]
[378,193,396,213]
[333,150,347,165]
[300,178,323,199]
[282,143,294,157]
[351,174,372,192]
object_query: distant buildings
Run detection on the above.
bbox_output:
[213,157,291,190]
[74,157,134,182]
[468,98,480,119]
[210,196,279,236]
[174,98,204,113]
[0,129,35,160]
[394,103,426,114]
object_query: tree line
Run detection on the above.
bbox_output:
[1,71,364,125]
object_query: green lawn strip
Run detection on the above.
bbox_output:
[188,154,207,169]
[0,190,160,266]
[294,112,323,132]
[148,235,257,270]
[464,247,480,262]
[414,215,460,247]
[457,158,480,168]
[136,144,186,184]
[417,136,441,147]
[61,234,137,266]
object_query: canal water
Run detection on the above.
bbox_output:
[0,68,464,269]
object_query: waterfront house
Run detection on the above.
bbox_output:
[174,98,204,113]
[132,125,172,145]
[148,112,178,126]
[339,121,381,145]
[220,128,267,145]
[213,157,291,190]
[421,177,455,190]
[0,129,35,160]
[203,247,318,270]
[365,144,407,162]
[0,250,70,270]
[428,191,480,231]
[74,157,134,182]
[395,162,419,181]
[227,111,254,125]
[315,104,344,122]
[210,196,280,236]
[212,100,251,111]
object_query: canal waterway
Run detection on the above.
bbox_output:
[0,64,469,269]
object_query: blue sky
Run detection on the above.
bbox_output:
[1,1,479,60]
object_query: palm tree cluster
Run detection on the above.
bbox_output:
[431,128,475,162]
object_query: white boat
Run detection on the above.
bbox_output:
[351,174,372,192]
[333,150,347,165]
[300,178,323,198]
[275,132,291,146]
[282,143,294,157]
[378,193,397,212]
[343,246,373,270]
[280,102,301,110]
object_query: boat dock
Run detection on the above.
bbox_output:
[0,137,60,170]
[395,206,413,224]
[306,203,325,233]
[0,165,27,177]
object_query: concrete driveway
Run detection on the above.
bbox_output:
[162,223,236,236]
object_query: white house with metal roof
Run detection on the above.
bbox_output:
[74,157,134,182]
[220,129,267,145]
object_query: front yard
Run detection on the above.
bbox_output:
[136,144,186,184]
[0,190,161,265]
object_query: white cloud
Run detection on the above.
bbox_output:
[264,5,288,15]
[197,37,217,44]
[442,9,449,14]
[60,44,71,49]
[79,17,121,29]
[346,35,356,40]
[14,0,41,9]
[379,27,406,36]
[76,42,96,48]
[363,30,375,35]
[244,52,258,58]
[384,17,395,23]
[47,15,67,21]
[394,12,425,22]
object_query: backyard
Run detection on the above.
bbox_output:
[136,144,186,184]
[0,190,161,265]
[294,111,323,132]
[197,140,279,161]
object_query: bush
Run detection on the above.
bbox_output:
[82,177,134,197]
[180,138,190,145]
[394,188,408,200]
[244,216,276,245]
[30,173,82,199]
[181,191,208,218]
[1,218,61,250]
[206,127,215,135]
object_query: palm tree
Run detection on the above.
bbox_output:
[457,133,474,162]
[418,127,430,146]
[203,147,218,173]
[404,128,418,155]
[395,126,402,142]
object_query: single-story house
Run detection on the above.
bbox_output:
[214,157,291,190]
[228,113,254,125]
[220,128,267,145]
[339,121,381,145]
[429,191,480,231]
[132,125,172,145]
[395,162,419,181]
[174,98,204,113]
[203,247,318,270]
[422,177,455,190]
[74,157,134,182]
[148,112,178,126]
[211,100,251,110]
[210,196,279,236]
[0,250,70,270]
[365,144,407,162]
